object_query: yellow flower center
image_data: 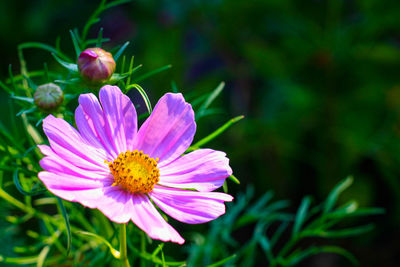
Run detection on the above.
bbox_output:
[106,150,160,193]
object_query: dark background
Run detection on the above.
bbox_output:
[1,0,399,266]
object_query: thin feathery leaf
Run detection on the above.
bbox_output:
[132,64,172,83]
[70,29,82,58]
[76,231,121,259]
[188,115,244,151]
[96,27,104,47]
[13,169,46,196]
[85,38,110,47]
[57,197,72,255]
[126,56,135,85]
[229,174,240,184]
[126,84,152,113]
[171,80,179,93]
[16,107,37,116]
[52,53,78,72]
[206,254,237,267]
[11,95,34,104]
[324,176,353,214]
[293,196,312,236]
[113,41,130,62]
[197,81,225,119]
[19,42,70,61]
[105,0,131,9]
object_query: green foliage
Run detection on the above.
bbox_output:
[113,42,130,62]
[196,82,225,120]
[56,197,71,255]
[188,177,383,266]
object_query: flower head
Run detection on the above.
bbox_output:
[78,48,116,83]
[38,85,233,244]
[34,83,64,111]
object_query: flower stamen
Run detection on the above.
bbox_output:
[106,150,160,193]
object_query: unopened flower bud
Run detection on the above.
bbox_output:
[34,83,64,111]
[78,47,116,83]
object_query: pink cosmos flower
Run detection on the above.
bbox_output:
[38,85,233,244]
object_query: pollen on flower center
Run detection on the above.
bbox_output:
[106,150,160,193]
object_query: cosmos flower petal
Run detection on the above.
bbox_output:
[159,149,232,191]
[38,171,111,197]
[99,85,137,153]
[38,144,53,156]
[75,106,105,150]
[134,93,196,165]
[126,194,185,244]
[43,186,108,208]
[92,189,185,243]
[150,186,233,224]
[93,187,133,223]
[39,148,109,179]
[42,115,107,170]
[38,171,113,208]
[77,92,118,159]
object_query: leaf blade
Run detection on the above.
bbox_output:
[57,197,72,255]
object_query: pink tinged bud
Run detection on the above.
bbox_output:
[34,83,64,111]
[78,47,116,83]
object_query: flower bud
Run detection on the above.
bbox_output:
[78,47,116,83]
[34,83,64,111]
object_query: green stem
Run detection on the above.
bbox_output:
[0,186,32,212]
[119,223,131,267]
[81,0,106,42]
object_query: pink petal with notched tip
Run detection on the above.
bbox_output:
[38,171,109,190]
[39,147,109,180]
[91,189,184,244]
[37,144,53,156]
[42,115,107,171]
[127,194,185,244]
[75,106,105,150]
[133,93,196,166]
[77,92,118,159]
[150,186,233,224]
[99,85,137,154]
[76,86,138,160]
[159,149,232,192]
[38,171,113,209]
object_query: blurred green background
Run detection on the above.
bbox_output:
[1,0,399,266]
